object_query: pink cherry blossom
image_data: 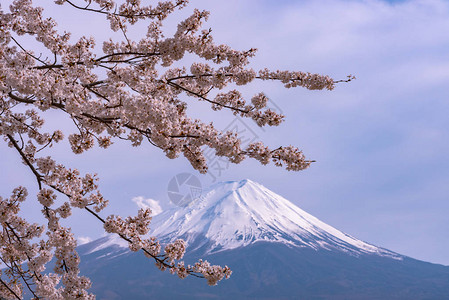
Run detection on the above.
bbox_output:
[0,0,353,298]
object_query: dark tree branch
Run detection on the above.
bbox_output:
[0,278,21,300]
[6,134,43,190]
[63,0,183,19]
[166,81,250,114]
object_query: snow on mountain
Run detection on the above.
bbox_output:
[150,179,401,258]
[85,235,129,254]
[76,234,129,262]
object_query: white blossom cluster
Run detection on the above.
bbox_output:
[0,0,347,298]
[192,259,232,286]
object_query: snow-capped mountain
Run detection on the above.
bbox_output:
[151,179,399,258]
[73,179,449,300]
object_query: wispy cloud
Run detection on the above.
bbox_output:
[78,236,93,245]
[132,196,163,216]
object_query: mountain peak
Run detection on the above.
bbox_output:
[206,178,258,193]
[151,179,401,259]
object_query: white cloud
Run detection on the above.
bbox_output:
[78,236,92,245]
[132,196,163,216]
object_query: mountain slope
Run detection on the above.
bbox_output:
[77,238,449,300]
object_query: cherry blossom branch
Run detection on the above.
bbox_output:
[6,134,43,190]
[63,0,186,19]
[10,36,50,68]
[82,206,205,278]
[166,80,251,114]
[32,52,161,70]
[3,223,41,299]
[0,278,21,300]
[5,132,215,281]
[166,72,348,87]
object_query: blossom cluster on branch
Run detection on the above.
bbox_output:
[0,0,352,298]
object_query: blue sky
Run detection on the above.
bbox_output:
[1,0,449,265]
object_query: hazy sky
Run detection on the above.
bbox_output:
[1,0,448,265]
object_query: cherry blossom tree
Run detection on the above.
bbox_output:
[0,0,353,298]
